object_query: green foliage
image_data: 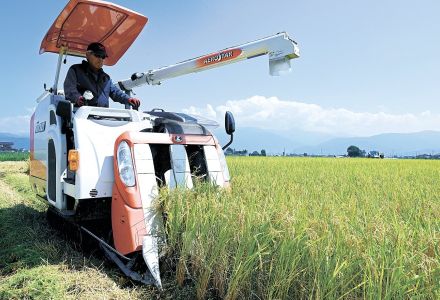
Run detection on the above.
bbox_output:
[0,152,29,161]
[347,145,365,157]
[0,266,68,299]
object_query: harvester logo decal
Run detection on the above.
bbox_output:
[35,121,46,133]
[197,49,242,67]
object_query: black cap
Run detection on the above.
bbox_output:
[87,42,108,58]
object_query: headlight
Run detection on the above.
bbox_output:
[117,141,135,187]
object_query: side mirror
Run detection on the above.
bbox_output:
[222,111,235,150]
[56,100,72,120]
[225,111,235,135]
[56,100,72,133]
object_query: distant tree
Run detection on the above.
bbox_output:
[241,149,248,156]
[347,145,364,157]
[225,147,234,155]
[261,149,266,156]
[250,151,260,156]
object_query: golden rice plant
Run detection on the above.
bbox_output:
[161,157,440,299]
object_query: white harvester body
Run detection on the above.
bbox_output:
[29,0,299,288]
[31,94,154,207]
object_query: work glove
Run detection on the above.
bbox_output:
[76,96,85,107]
[128,98,141,109]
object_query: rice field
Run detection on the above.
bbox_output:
[1,157,439,299]
[162,157,440,299]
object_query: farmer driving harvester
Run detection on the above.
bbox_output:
[64,42,141,109]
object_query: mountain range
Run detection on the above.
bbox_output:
[292,130,440,156]
[214,128,440,156]
[0,132,30,150]
[3,129,440,156]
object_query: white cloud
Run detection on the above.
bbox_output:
[183,96,440,136]
[0,114,31,135]
[3,98,439,137]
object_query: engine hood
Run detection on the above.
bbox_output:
[40,0,147,66]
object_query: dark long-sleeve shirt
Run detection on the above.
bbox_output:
[64,60,129,107]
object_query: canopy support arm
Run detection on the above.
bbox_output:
[53,47,67,94]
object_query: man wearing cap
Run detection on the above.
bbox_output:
[64,42,141,109]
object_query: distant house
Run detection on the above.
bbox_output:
[0,142,14,152]
[224,147,248,156]
[367,150,384,159]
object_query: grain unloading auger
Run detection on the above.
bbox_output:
[118,32,299,90]
[30,0,300,289]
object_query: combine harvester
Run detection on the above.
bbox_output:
[30,0,300,288]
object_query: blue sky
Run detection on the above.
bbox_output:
[0,0,439,136]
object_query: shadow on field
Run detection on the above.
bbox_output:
[0,203,111,277]
[0,203,196,299]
